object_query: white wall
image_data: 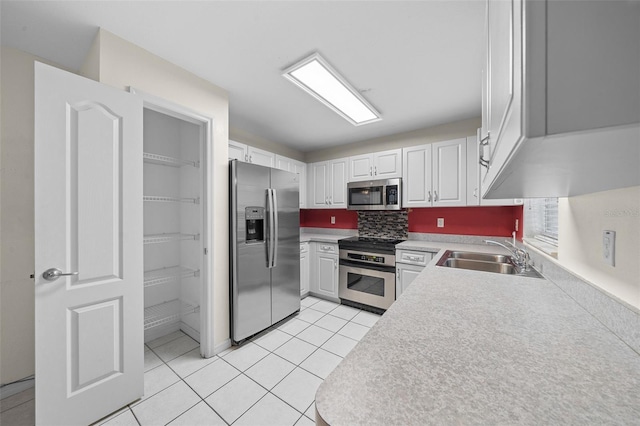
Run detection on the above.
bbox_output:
[230,126,305,162]
[83,29,231,349]
[0,47,75,384]
[558,186,640,308]
[304,117,481,163]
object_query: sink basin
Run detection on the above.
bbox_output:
[436,250,544,279]
[440,258,517,274]
[445,251,511,264]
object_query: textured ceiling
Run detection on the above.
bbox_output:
[1,1,485,152]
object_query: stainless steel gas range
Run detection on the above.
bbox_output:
[338,236,404,312]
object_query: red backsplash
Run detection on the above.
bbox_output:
[300,206,523,239]
[300,209,358,229]
[408,206,523,239]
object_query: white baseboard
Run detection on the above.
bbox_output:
[214,339,231,355]
[0,377,34,400]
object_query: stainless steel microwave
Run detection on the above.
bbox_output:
[347,178,402,210]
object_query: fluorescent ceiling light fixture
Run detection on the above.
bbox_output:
[283,53,381,126]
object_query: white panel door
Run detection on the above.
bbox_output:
[317,254,338,298]
[432,138,467,207]
[310,162,329,208]
[228,140,248,162]
[373,149,402,179]
[247,146,275,167]
[402,145,433,207]
[329,158,348,207]
[34,63,143,425]
[348,154,373,181]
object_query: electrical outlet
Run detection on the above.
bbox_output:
[603,230,615,266]
[437,218,444,228]
[331,216,336,224]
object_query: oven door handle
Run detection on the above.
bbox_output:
[339,259,395,274]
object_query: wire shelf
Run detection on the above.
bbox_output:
[144,299,200,330]
[143,233,200,245]
[143,195,200,204]
[143,266,200,288]
[143,152,199,168]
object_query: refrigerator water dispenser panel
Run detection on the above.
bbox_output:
[245,207,265,243]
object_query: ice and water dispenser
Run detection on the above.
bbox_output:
[245,207,264,243]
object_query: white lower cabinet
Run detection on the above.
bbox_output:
[300,242,310,297]
[395,249,435,298]
[310,242,339,301]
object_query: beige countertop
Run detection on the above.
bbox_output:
[315,242,640,425]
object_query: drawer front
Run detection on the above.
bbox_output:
[396,249,434,266]
[300,243,309,253]
[316,243,338,254]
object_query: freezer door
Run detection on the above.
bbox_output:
[230,161,271,342]
[270,168,301,324]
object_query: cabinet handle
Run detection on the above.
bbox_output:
[329,195,332,204]
[244,154,248,162]
[374,166,377,176]
[479,132,490,169]
[428,191,432,202]
[369,166,372,176]
[396,269,400,280]
[325,196,329,205]
[334,259,337,269]
[249,155,253,163]
[473,188,478,198]
[434,191,438,202]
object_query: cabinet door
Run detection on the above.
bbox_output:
[309,162,329,208]
[374,149,402,179]
[348,154,373,182]
[229,140,248,162]
[396,264,424,298]
[300,247,309,296]
[317,254,338,299]
[329,158,348,207]
[432,138,466,207]
[248,146,275,167]
[275,154,292,171]
[402,144,432,207]
[291,160,306,209]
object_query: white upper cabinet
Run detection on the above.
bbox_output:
[348,149,402,182]
[228,140,275,168]
[308,158,348,209]
[466,134,522,206]
[247,146,275,168]
[228,139,248,162]
[402,138,466,208]
[276,154,307,208]
[481,0,640,199]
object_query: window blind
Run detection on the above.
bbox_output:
[524,198,559,244]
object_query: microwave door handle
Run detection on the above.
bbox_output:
[272,189,278,268]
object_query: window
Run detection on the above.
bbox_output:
[524,198,559,245]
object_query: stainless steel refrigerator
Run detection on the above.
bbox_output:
[230,159,301,343]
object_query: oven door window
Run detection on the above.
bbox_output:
[349,186,383,206]
[346,271,385,297]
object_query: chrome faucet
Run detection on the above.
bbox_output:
[484,239,530,271]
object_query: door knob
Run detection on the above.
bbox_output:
[42,268,78,281]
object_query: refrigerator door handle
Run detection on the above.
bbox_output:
[266,188,275,268]
[272,188,278,268]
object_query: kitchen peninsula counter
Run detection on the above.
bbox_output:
[315,246,640,425]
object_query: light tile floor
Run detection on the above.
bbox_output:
[0,296,380,426]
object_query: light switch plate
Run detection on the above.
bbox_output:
[603,230,615,266]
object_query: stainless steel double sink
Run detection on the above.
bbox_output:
[436,250,544,279]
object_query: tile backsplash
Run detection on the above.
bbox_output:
[357,211,408,239]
